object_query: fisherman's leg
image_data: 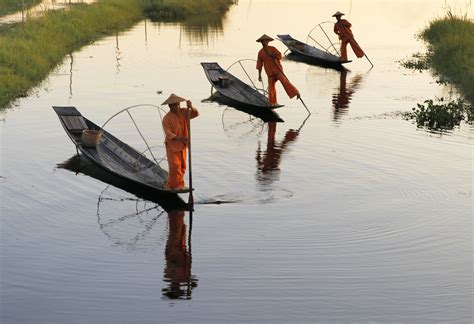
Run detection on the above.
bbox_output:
[340,38,348,60]
[165,147,181,189]
[277,73,300,99]
[267,75,278,105]
[349,38,365,58]
[178,149,187,188]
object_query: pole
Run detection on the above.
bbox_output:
[187,103,194,206]
[299,97,311,115]
[364,54,374,68]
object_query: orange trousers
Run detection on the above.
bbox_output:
[268,72,299,105]
[165,147,187,189]
[340,37,365,61]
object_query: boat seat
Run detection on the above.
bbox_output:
[60,115,88,133]
[208,71,224,85]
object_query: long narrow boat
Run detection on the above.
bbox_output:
[277,34,351,68]
[53,106,191,197]
[201,62,284,110]
[58,155,188,211]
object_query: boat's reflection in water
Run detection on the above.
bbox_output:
[58,155,198,300]
[332,69,364,122]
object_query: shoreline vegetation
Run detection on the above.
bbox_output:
[401,12,474,130]
[0,0,234,109]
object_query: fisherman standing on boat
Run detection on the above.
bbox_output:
[256,34,300,106]
[332,11,365,61]
[161,93,199,190]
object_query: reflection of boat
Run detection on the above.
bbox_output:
[277,34,350,69]
[58,155,188,211]
[53,106,192,197]
[201,62,284,110]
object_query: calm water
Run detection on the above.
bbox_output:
[1,0,473,323]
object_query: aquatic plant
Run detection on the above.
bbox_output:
[399,53,430,71]
[403,97,473,130]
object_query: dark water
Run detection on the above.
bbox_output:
[1,0,472,323]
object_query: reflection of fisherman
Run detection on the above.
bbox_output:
[332,11,365,61]
[256,34,300,106]
[162,210,197,299]
[161,94,199,190]
[332,70,363,120]
[256,122,299,181]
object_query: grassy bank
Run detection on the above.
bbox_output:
[0,0,234,109]
[0,0,42,16]
[420,13,474,103]
[400,12,474,129]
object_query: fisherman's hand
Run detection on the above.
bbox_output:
[175,136,189,144]
[186,100,193,109]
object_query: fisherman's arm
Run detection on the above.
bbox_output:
[256,51,263,81]
[186,100,200,119]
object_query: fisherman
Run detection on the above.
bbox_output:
[256,34,300,106]
[161,93,199,190]
[332,11,365,61]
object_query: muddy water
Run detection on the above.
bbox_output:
[1,0,472,323]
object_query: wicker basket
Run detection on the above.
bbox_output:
[81,129,102,148]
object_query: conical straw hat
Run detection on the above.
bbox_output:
[332,11,345,17]
[161,93,186,105]
[256,34,274,42]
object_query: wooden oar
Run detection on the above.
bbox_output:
[187,102,194,206]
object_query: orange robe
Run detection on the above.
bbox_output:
[162,107,198,189]
[256,46,299,105]
[333,19,365,60]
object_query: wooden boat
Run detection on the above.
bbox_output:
[201,62,284,110]
[53,106,191,197]
[58,155,188,211]
[277,34,351,68]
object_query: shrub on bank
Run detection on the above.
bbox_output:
[419,13,474,103]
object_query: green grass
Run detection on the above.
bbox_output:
[0,0,42,16]
[400,12,474,126]
[420,13,474,103]
[0,0,234,109]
